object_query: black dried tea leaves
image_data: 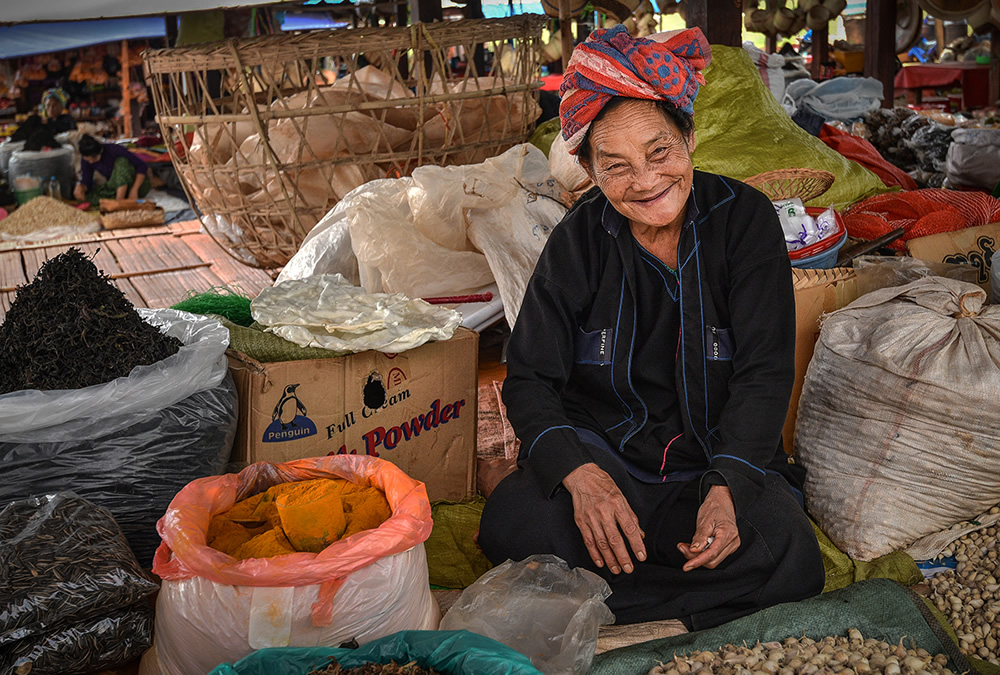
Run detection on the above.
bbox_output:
[0,247,183,394]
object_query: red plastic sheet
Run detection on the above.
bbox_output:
[818,124,918,192]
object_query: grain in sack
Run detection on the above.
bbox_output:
[794,276,1000,561]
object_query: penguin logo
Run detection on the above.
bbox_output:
[262,383,317,443]
[363,372,386,410]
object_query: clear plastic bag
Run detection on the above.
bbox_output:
[0,493,158,648]
[439,555,614,675]
[147,455,438,675]
[5,601,154,675]
[0,308,230,442]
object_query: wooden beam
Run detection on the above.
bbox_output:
[122,39,132,138]
[992,23,1000,107]
[464,0,486,75]
[685,0,741,47]
[410,0,442,23]
[863,0,895,108]
[810,25,829,80]
[560,0,574,73]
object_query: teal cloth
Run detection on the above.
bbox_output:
[590,578,973,675]
[209,630,542,675]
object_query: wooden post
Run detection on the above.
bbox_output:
[863,0,895,108]
[121,39,132,138]
[992,23,1000,107]
[465,0,486,75]
[560,0,575,73]
[685,0,741,47]
[410,0,442,23]
[810,25,828,80]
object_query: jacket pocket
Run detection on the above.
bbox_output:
[574,327,614,365]
[705,325,734,362]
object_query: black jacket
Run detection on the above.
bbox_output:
[503,170,800,514]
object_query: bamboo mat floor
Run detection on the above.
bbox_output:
[0,220,275,322]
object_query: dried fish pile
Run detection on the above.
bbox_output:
[307,659,440,674]
[646,632,955,675]
[928,508,1000,665]
[860,108,954,188]
[0,195,99,237]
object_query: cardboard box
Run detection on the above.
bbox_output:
[783,268,859,454]
[905,222,1000,293]
[227,328,479,501]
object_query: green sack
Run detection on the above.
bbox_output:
[692,46,894,211]
[208,629,542,675]
[425,498,493,589]
[528,117,562,159]
[590,578,973,674]
[813,521,923,593]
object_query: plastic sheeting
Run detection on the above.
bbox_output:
[252,274,461,354]
[0,310,237,565]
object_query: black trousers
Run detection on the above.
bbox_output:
[478,439,825,630]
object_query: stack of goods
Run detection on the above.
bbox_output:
[207,478,392,559]
[98,197,165,230]
[0,493,158,674]
[0,194,100,241]
[861,108,958,188]
[0,248,237,565]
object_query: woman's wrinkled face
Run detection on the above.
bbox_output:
[581,99,695,231]
[44,97,62,119]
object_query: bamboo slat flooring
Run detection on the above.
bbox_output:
[0,220,275,322]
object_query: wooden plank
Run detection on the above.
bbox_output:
[104,235,168,275]
[864,0,895,107]
[178,231,274,298]
[0,251,27,288]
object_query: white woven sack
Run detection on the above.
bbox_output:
[795,276,1000,561]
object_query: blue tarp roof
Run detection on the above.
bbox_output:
[0,17,166,59]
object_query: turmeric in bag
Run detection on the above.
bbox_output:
[206,478,392,559]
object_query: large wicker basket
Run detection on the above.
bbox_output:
[143,16,546,269]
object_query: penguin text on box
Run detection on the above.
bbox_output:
[227,328,479,502]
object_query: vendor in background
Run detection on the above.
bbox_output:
[73,134,151,205]
[41,88,76,134]
[9,88,76,145]
[478,26,824,630]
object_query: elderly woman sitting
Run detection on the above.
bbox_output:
[478,26,824,630]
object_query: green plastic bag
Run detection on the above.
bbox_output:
[692,46,894,211]
[208,630,542,675]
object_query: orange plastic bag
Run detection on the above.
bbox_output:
[153,455,432,621]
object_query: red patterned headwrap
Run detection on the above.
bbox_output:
[559,25,712,155]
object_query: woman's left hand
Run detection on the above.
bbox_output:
[677,484,740,571]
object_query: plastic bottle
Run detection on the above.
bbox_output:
[46,175,59,200]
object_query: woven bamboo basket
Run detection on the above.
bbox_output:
[744,168,835,203]
[143,16,546,269]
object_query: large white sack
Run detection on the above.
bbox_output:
[795,276,1000,561]
[145,546,439,675]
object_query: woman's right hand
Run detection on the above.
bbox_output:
[73,183,86,201]
[562,463,646,574]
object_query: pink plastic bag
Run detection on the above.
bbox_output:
[152,455,433,625]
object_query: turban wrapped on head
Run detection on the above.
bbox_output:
[559,25,712,155]
[42,88,69,110]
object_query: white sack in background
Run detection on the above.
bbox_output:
[252,274,461,354]
[946,127,1000,192]
[795,276,1000,561]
